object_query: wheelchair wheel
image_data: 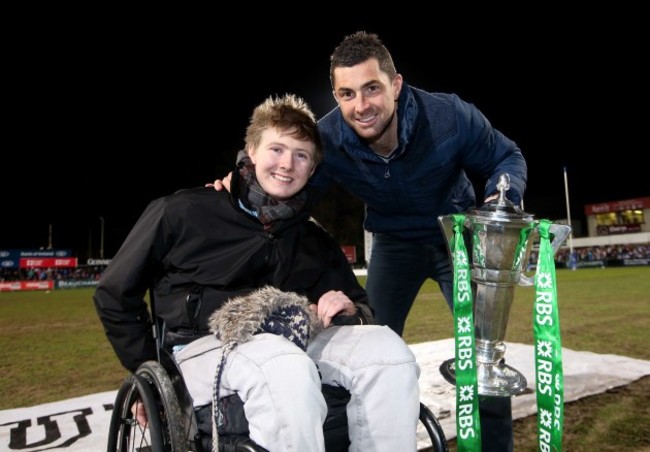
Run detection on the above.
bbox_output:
[419,402,449,452]
[107,361,189,452]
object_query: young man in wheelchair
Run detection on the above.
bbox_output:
[94,94,421,451]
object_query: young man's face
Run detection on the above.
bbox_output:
[332,58,402,143]
[249,127,317,201]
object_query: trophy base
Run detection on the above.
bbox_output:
[439,357,528,397]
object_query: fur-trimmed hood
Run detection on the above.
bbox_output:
[208,285,324,348]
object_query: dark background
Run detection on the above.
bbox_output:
[2,13,647,260]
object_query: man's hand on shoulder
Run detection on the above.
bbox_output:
[206,172,233,193]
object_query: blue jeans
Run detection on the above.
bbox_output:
[365,233,514,452]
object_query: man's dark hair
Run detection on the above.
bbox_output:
[329,31,397,87]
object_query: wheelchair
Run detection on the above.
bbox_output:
[107,316,449,451]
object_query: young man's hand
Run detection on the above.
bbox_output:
[131,399,148,427]
[310,290,357,328]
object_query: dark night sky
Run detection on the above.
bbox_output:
[2,15,647,259]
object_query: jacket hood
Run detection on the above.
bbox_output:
[208,285,324,348]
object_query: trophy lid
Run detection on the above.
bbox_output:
[468,174,534,224]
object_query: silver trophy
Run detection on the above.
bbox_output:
[438,174,571,397]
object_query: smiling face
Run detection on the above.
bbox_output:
[332,58,403,153]
[248,127,317,201]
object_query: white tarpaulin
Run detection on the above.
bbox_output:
[414,339,650,449]
[2,340,649,451]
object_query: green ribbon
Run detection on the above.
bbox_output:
[450,214,482,451]
[534,220,564,451]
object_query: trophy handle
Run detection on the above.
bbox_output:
[519,223,572,286]
[438,214,458,266]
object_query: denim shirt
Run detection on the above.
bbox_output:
[311,82,527,244]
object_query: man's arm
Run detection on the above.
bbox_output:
[454,95,527,204]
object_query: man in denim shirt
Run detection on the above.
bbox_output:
[311,31,527,452]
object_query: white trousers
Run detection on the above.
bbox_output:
[175,325,420,452]
[308,325,421,451]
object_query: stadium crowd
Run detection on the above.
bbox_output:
[0,265,105,282]
[2,245,648,283]
[553,244,650,264]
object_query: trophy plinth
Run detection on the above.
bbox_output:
[439,350,528,397]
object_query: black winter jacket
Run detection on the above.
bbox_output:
[93,175,371,373]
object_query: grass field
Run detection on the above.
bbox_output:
[1,266,649,450]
